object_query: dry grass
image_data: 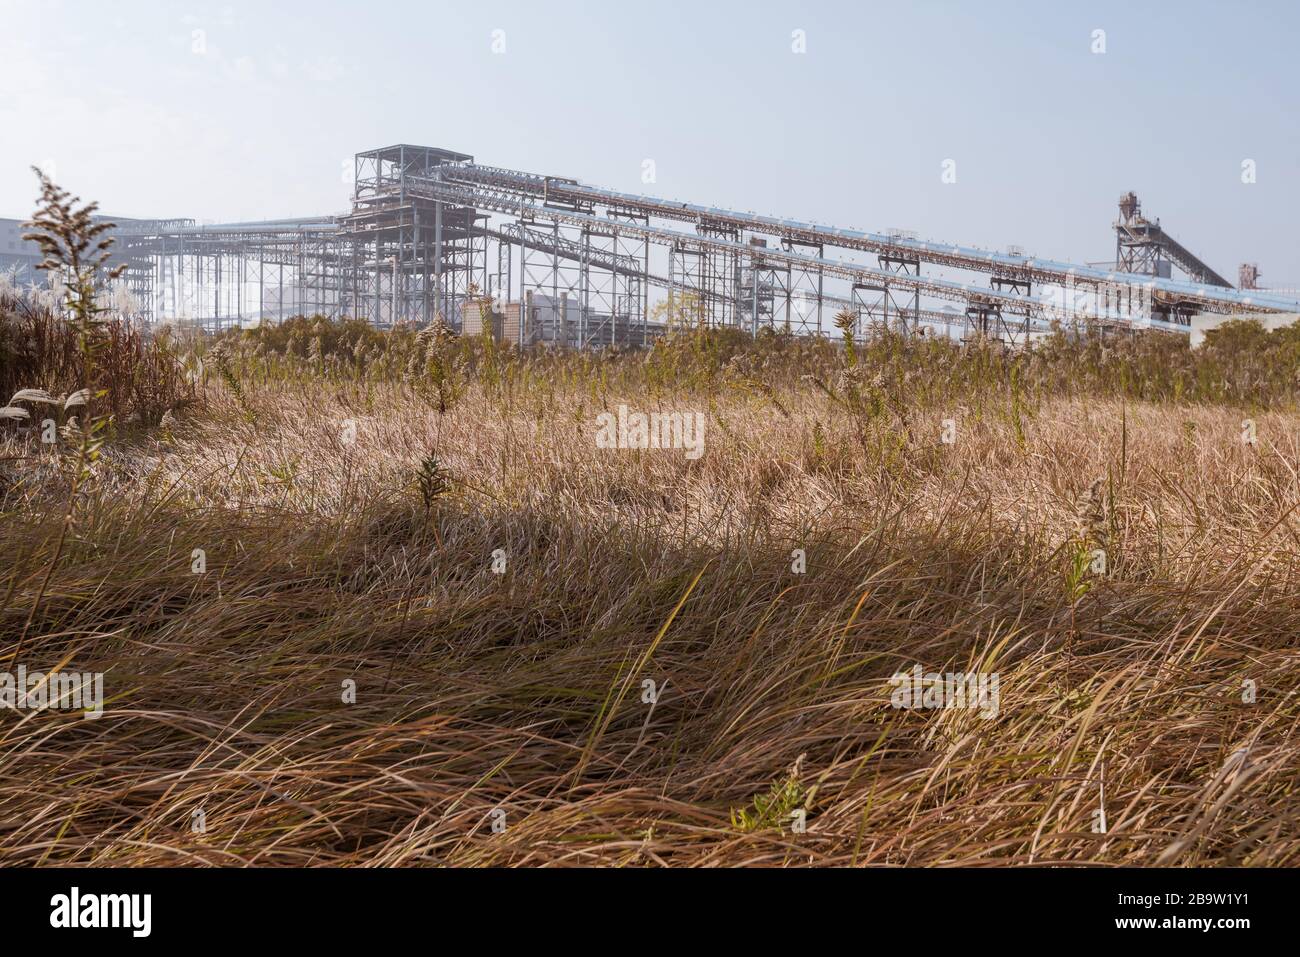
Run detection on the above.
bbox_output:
[2,331,1297,867]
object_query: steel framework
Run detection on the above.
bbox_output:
[111,145,1300,342]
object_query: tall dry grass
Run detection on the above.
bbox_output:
[1,315,1297,866]
[1,281,194,430]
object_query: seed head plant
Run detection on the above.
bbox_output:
[12,169,126,658]
[416,451,451,512]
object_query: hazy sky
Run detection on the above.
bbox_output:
[3,0,1297,282]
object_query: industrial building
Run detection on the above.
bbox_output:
[5,146,1299,346]
[0,217,41,283]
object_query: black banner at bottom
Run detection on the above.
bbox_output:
[0,866,1268,944]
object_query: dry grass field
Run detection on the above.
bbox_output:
[2,185,1298,867]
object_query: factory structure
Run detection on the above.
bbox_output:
[3,144,1299,346]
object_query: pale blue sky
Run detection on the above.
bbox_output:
[2,0,1297,281]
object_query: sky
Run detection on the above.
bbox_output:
[2,0,1298,283]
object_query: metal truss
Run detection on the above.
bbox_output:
[107,146,1300,342]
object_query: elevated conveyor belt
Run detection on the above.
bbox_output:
[436,163,1300,317]
[414,173,1215,333]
